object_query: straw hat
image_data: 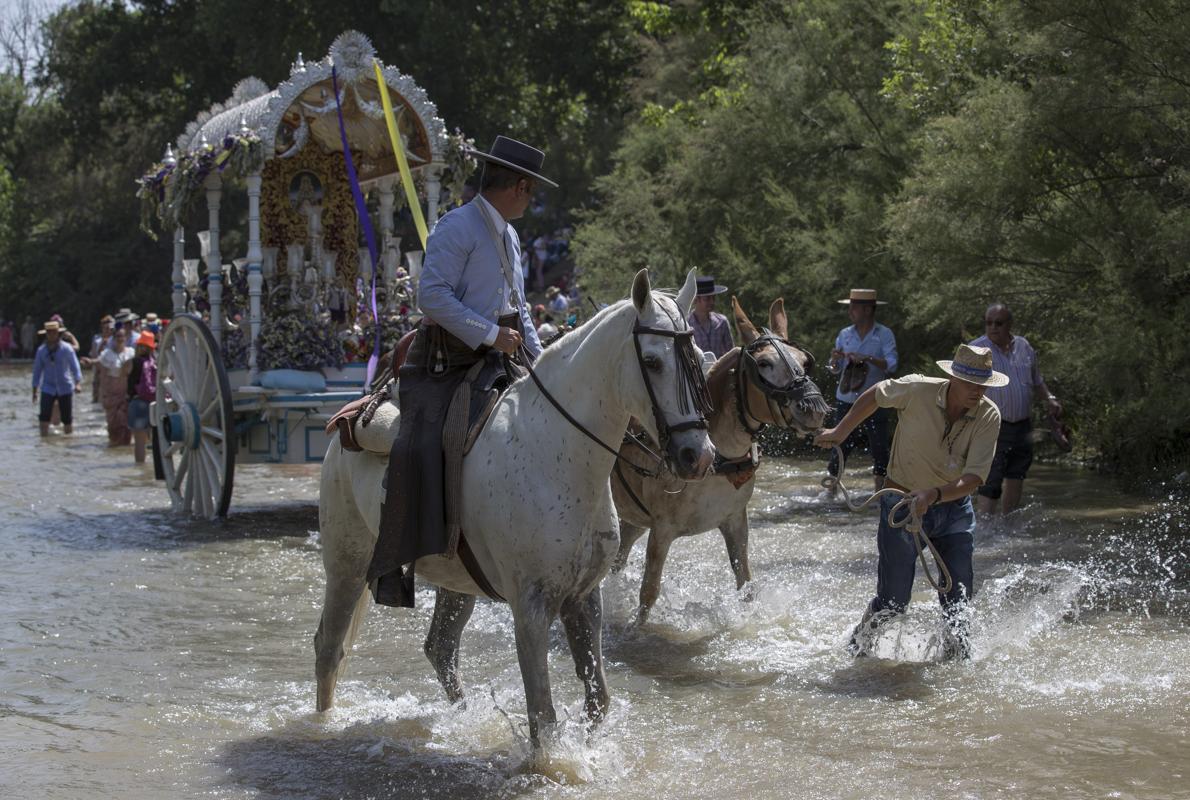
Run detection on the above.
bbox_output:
[144,312,159,324]
[136,330,157,350]
[837,288,887,305]
[37,320,62,335]
[937,344,1009,387]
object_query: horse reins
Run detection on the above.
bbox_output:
[822,445,954,594]
[517,301,712,489]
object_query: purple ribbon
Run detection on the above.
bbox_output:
[331,66,383,390]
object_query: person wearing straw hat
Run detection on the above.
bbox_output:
[814,344,1006,660]
[31,320,83,436]
[367,135,553,608]
[825,288,899,494]
[87,314,115,403]
[687,275,734,359]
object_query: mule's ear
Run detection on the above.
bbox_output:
[632,268,652,313]
[676,268,698,316]
[769,298,789,340]
[732,296,760,344]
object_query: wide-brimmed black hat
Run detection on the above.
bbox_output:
[696,276,728,296]
[466,136,558,188]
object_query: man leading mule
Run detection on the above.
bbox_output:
[612,297,830,623]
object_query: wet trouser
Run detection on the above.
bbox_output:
[827,400,891,477]
[869,493,975,620]
[39,391,74,425]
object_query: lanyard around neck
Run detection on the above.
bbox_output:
[477,201,520,308]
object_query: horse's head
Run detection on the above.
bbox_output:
[730,296,830,435]
[626,268,717,480]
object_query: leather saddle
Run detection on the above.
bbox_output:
[324,329,511,458]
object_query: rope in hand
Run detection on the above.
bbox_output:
[821,444,953,594]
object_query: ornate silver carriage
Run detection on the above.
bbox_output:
[138,32,470,518]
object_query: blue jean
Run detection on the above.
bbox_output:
[870,493,975,615]
[128,397,151,431]
[828,400,891,477]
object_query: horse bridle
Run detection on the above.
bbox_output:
[521,300,712,480]
[736,329,822,436]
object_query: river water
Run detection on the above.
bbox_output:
[2,363,1187,799]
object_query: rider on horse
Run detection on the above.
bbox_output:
[367,136,554,608]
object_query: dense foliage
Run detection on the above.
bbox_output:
[575,0,1190,473]
[0,0,638,335]
[2,0,1187,472]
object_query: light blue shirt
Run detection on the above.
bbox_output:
[32,343,82,395]
[418,199,542,359]
[970,334,1043,423]
[832,322,898,402]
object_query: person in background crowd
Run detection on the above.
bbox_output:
[546,285,569,314]
[114,309,140,346]
[20,316,36,358]
[126,330,157,463]
[32,320,83,435]
[49,314,81,351]
[143,312,161,334]
[970,302,1063,516]
[97,327,133,446]
[826,288,899,493]
[814,344,1006,660]
[532,231,550,291]
[0,319,12,361]
[687,275,734,359]
[87,315,115,402]
[536,312,559,341]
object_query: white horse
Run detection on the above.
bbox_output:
[315,269,716,744]
[611,297,830,622]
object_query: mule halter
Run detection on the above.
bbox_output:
[736,328,822,436]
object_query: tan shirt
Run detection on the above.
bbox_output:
[875,375,1001,490]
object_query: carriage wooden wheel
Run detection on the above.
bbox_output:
[152,314,236,519]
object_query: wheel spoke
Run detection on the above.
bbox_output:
[164,440,182,457]
[173,448,191,492]
[183,454,196,513]
[200,438,224,489]
[201,425,225,442]
[162,377,186,407]
[200,396,220,421]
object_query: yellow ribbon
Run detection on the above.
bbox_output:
[373,59,429,249]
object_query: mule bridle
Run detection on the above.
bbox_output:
[735,329,822,437]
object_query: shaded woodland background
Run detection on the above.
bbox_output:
[1,0,1187,474]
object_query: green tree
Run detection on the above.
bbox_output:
[885,0,1190,470]
[575,0,917,363]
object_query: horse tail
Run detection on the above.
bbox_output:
[341,586,371,664]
